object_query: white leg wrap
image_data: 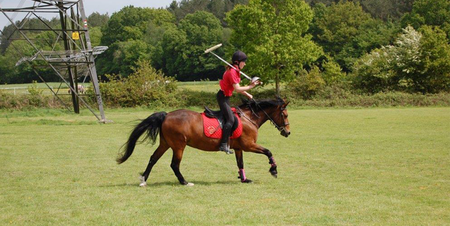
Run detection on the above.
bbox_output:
[139,176,147,187]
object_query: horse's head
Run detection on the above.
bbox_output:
[241,97,291,137]
[273,99,290,137]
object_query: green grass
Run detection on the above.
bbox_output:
[1,107,449,225]
[0,82,90,95]
[0,81,230,95]
[1,81,266,96]
[177,80,276,93]
[178,81,220,92]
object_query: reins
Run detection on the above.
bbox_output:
[236,107,259,128]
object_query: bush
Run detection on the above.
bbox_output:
[321,60,346,85]
[352,26,450,93]
[315,83,353,100]
[27,81,45,107]
[95,60,181,108]
[181,90,218,108]
[286,67,326,100]
[292,92,450,108]
[0,90,65,110]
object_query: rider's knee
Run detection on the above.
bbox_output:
[223,119,234,130]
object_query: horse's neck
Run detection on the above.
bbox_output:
[242,107,271,128]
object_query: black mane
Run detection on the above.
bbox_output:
[239,97,285,111]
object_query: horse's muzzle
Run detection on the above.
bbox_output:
[281,130,290,137]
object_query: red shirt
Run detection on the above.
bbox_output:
[219,67,241,97]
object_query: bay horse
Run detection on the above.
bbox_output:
[117,97,290,186]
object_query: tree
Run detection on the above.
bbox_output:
[169,0,210,22]
[307,0,414,21]
[1,23,18,54]
[312,1,374,71]
[415,26,450,93]
[307,0,339,6]
[1,40,38,83]
[227,0,322,94]
[101,7,147,45]
[87,12,109,27]
[34,31,62,51]
[0,17,64,83]
[106,40,150,76]
[360,0,414,21]
[98,7,176,76]
[0,55,15,83]
[337,19,399,71]
[168,0,249,25]
[159,11,224,81]
[100,6,175,46]
[401,0,450,37]
[89,27,102,47]
[352,26,450,93]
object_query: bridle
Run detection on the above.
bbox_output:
[249,100,290,134]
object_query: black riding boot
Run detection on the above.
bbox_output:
[219,142,233,154]
[217,90,234,155]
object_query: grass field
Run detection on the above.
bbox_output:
[0,81,219,94]
[1,107,449,225]
[0,83,90,96]
[1,81,272,95]
[177,81,276,93]
[178,81,220,92]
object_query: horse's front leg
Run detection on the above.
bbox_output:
[246,144,278,178]
[234,149,252,183]
[268,153,277,178]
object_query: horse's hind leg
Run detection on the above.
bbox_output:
[234,149,252,183]
[170,147,193,186]
[140,140,169,186]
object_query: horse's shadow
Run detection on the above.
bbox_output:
[101,179,243,188]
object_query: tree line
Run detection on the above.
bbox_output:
[1,0,449,95]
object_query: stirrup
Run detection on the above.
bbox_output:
[219,143,233,155]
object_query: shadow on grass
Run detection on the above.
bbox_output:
[102,179,245,188]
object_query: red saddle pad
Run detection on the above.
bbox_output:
[201,108,242,139]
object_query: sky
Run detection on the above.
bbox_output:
[0,0,175,29]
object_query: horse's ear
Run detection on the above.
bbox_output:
[283,99,290,108]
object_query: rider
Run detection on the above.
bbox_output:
[217,50,260,154]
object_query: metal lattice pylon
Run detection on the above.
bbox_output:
[0,0,109,123]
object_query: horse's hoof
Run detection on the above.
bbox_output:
[241,179,253,183]
[269,169,278,178]
[185,182,194,187]
[139,175,147,187]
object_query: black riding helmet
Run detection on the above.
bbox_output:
[232,50,247,64]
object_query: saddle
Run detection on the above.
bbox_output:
[201,106,243,139]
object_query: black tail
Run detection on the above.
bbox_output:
[117,111,167,164]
